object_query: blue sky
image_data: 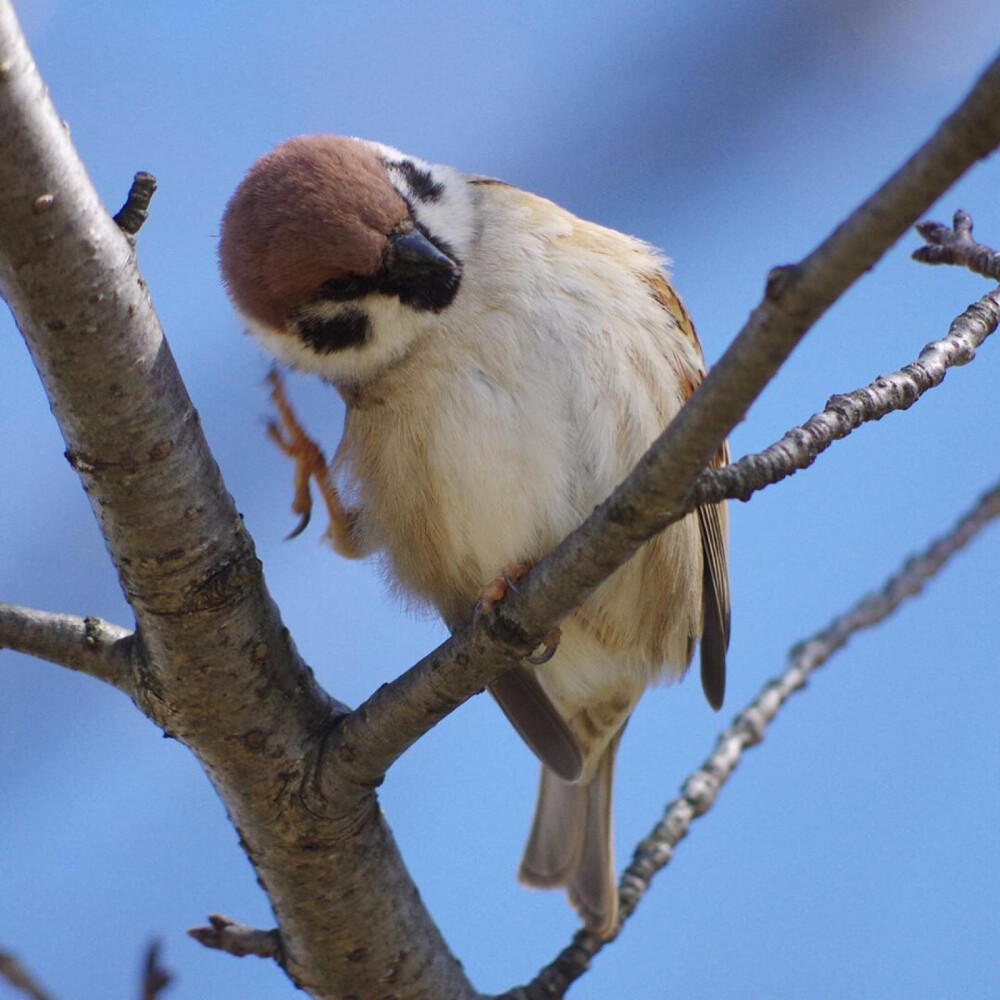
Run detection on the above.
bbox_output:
[3,3,999,998]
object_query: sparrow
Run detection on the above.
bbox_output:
[219,135,730,936]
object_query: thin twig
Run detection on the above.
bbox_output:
[0,602,134,691]
[913,209,1000,279]
[188,915,282,961]
[689,284,1000,509]
[502,478,1000,1000]
[0,950,55,1000]
[139,940,171,1000]
[113,171,157,237]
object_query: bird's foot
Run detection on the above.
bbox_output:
[472,564,562,664]
[472,563,531,626]
[265,369,358,558]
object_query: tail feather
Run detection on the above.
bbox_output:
[519,732,621,936]
[518,767,587,888]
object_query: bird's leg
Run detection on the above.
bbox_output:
[265,369,359,559]
[473,563,562,663]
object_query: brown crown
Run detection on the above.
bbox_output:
[219,135,409,329]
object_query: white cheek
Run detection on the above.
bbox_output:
[407,166,478,256]
[240,314,313,371]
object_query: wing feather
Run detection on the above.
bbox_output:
[645,270,731,708]
[697,443,730,710]
[490,668,584,783]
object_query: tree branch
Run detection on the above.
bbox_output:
[328,56,1000,790]
[332,273,1000,789]
[913,208,1000,278]
[688,283,1000,509]
[0,602,134,689]
[4,0,1000,992]
[188,914,282,961]
[139,941,171,1000]
[9,274,993,702]
[502,476,1000,1000]
[0,941,174,1000]
[0,950,55,1000]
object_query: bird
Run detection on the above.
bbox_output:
[218,135,730,937]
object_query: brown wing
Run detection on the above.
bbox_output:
[490,668,584,783]
[697,442,730,710]
[644,271,731,710]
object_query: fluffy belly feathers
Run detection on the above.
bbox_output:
[341,355,703,693]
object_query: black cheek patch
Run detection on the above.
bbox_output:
[294,308,370,353]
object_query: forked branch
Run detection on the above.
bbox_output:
[328,45,1000,786]
[913,208,1000,278]
[3,0,1000,992]
[689,280,1000,510]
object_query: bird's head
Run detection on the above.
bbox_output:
[219,135,468,385]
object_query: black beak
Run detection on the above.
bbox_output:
[388,229,459,273]
[384,228,462,312]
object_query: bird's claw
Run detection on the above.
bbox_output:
[471,567,560,664]
[526,628,562,665]
[472,564,533,627]
[285,508,312,541]
[472,576,509,630]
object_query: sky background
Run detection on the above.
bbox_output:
[3,2,1000,998]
